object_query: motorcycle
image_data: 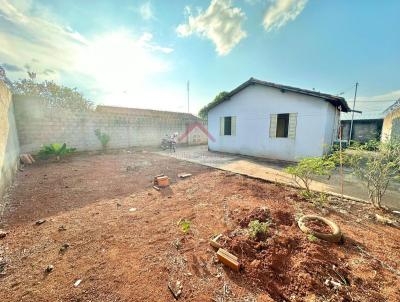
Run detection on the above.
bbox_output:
[161,133,178,152]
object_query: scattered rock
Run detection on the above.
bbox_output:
[35,219,46,225]
[20,154,32,165]
[58,225,66,231]
[0,230,8,239]
[168,280,182,300]
[250,259,261,269]
[74,279,82,287]
[129,208,137,212]
[45,265,54,273]
[60,243,70,253]
[375,214,397,226]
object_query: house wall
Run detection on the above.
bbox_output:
[341,119,383,142]
[382,108,400,142]
[0,81,20,199]
[207,84,338,161]
[13,96,206,153]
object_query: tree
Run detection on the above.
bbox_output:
[348,140,400,208]
[12,79,94,111]
[198,91,229,119]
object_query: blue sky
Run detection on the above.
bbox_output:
[1,0,399,116]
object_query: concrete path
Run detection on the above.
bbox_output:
[154,145,400,210]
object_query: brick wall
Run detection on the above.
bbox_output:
[0,81,20,200]
[13,96,207,153]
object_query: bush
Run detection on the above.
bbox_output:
[284,157,335,193]
[348,140,400,208]
[248,220,269,239]
[38,143,76,160]
[94,129,110,151]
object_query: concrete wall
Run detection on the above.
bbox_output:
[382,108,400,142]
[13,96,207,153]
[342,119,383,142]
[0,81,20,198]
[208,84,339,161]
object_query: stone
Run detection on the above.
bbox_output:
[250,259,261,268]
[0,230,8,239]
[45,265,54,273]
[35,219,46,225]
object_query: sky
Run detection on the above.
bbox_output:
[1,0,400,116]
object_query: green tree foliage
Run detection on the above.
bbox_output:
[348,140,400,208]
[12,79,94,111]
[284,157,336,193]
[198,91,229,119]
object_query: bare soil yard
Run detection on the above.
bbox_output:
[0,151,399,301]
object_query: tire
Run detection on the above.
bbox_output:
[298,215,342,243]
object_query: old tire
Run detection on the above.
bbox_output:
[298,215,342,243]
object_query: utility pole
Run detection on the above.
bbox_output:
[348,82,359,145]
[187,80,190,113]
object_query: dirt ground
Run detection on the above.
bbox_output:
[0,151,399,301]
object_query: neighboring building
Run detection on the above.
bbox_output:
[382,98,400,142]
[207,78,350,161]
[341,113,384,143]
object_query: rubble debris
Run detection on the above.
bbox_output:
[155,175,170,187]
[27,154,35,163]
[60,243,70,253]
[168,280,182,300]
[216,248,240,271]
[0,230,8,239]
[210,234,223,250]
[58,225,66,231]
[178,173,192,179]
[129,208,137,212]
[35,219,46,225]
[74,279,82,287]
[45,265,54,273]
[20,154,32,165]
[375,214,398,226]
[153,174,165,185]
[153,185,160,191]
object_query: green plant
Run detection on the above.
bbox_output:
[38,143,76,160]
[284,157,335,193]
[348,140,400,208]
[248,220,269,239]
[178,219,191,234]
[94,129,110,151]
[307,234,318,242]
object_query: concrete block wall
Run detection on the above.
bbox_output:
[0,81,20,199]
[13,96,207,153]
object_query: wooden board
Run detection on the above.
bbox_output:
[216,248,240,271]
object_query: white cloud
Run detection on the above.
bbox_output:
[263,0,308,32]
[0,0,185,111]
[176,0,247,56]
[139,1,154,20]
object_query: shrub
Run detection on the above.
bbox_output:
[348,140,400,208]
[94,129,110,151]
[178,219,191,234]
[284,157,335,193]
[248,220,269,239]
[38,143,76,160]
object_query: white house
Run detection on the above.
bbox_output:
[208,78,350,161]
